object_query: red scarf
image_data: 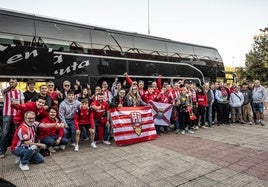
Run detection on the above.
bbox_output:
[221,87,228,96]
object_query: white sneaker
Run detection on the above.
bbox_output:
[74,144,79,152]
[84,137,89,141]
[91,142,97,148]
[48,147,56,153]
[59,145,65,150]
[71,143,76,147]
[103,141,111,145]
[201,126,208,129]
[19,162,29,171]
[180,130,185,135]
[15,156,20,164]
[54,146,60,150]
[188,130,195,134]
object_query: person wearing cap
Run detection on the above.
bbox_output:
[229,85,244,124]
[59,90,81,146]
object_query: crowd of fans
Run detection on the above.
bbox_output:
[0,73,267,171]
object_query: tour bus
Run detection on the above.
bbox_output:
[0,8,225,90]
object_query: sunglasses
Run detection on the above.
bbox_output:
[64,85,70,87]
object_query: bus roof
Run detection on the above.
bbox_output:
[0,8,219,51]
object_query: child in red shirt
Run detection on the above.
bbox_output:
[74,98,96,151]
[90,93,111,145]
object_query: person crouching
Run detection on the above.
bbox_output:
[74,98,96,151]
[11,111,46,171]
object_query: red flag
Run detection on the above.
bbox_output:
[150,101,173,126]
[110,106,157,146]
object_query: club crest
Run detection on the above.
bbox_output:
[156,108,164,119]
[130,112,142,136]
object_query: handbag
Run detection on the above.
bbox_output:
[189,112,197,121]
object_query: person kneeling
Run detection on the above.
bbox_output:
[11,111,46,171]
[39,107,68,154]
[74,98,96,152]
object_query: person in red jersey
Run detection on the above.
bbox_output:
[11,111,46,171]
[39,107,68,154]
[0,78,24,158]
[197,86,208,128]
[12,96,47,126]
[156,87,170,104]
[31,85,54,111]
[74,98,96,151]
[143,86,156,104]
[90,93,111,145]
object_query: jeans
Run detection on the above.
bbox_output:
[13,146,44,165]
[40,135,68,148]
[252,102,264,113]
[174,120,180,130]
[64,119,76,143]
[198,107,206,126]
[206,104,212,125]
[0,115,14,153]
[94,119,109,141]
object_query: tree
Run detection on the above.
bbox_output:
[244,28,268,84]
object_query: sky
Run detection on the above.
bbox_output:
[0,0,267,67]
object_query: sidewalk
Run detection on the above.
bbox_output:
[0,113,267,187]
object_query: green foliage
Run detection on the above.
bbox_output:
[243,29,268,85]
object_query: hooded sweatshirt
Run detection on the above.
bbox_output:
[59,99,81,124]
[229,91,244,107]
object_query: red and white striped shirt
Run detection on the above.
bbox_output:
[169,89,180,104]
[1,89,24,116]
[10,122,37,153]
